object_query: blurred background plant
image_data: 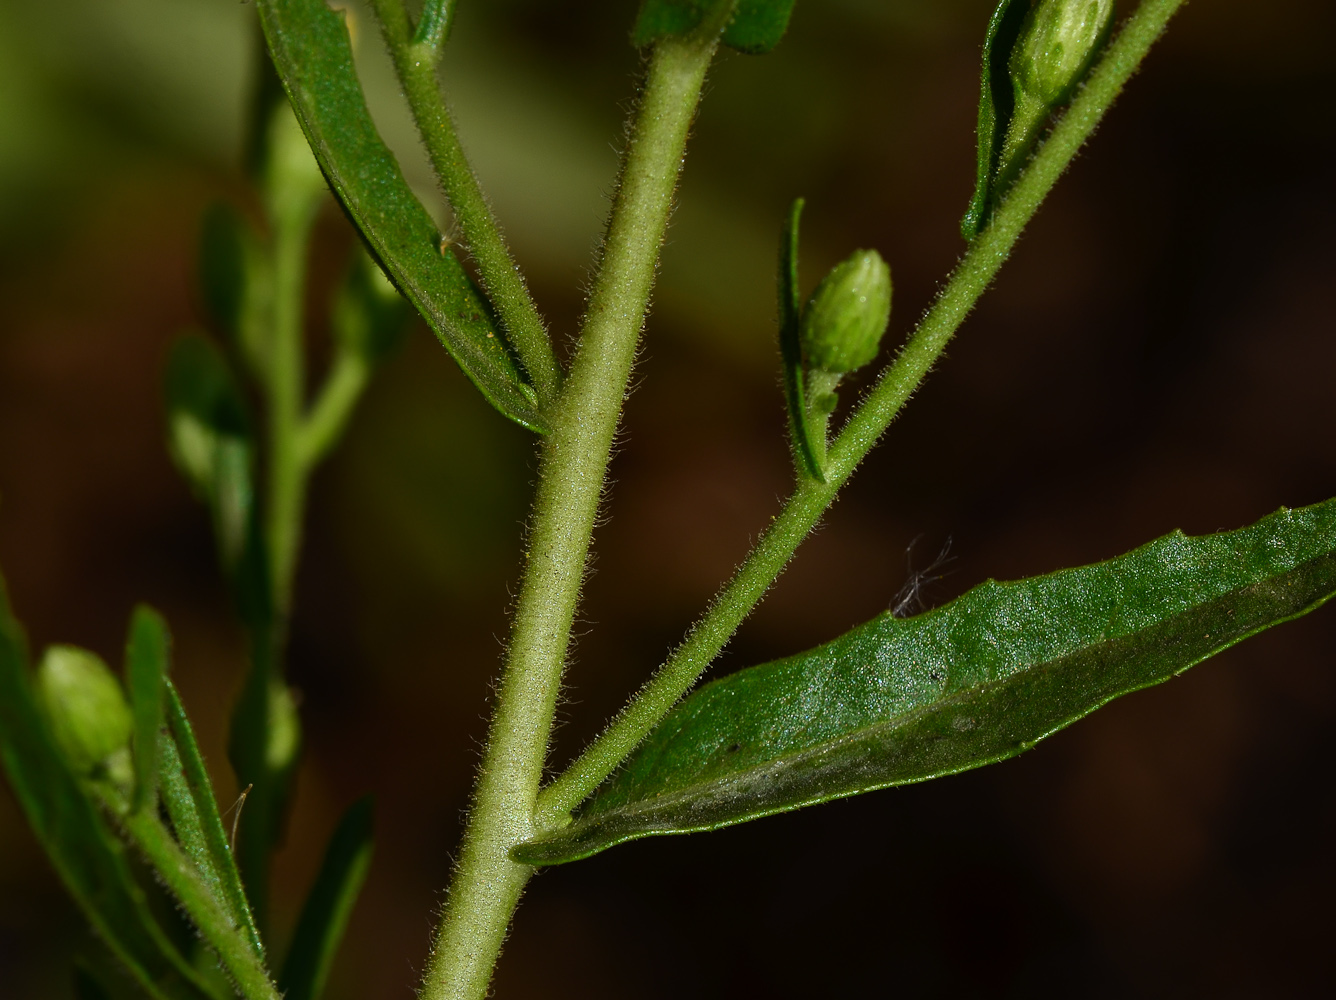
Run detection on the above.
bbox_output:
[0,0,1333,996]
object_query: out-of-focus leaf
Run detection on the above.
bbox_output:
[0,576,221,1000]
[255,0,549,433]
[279,797,374,1000]
[961,0,1027,240]
[163,336,272,633]
[198,203,270,377]
[125,605,168,813]
[517,499,1336,864]
[633,0,798,54]
[163,678,263,958]
[776,198,823,482]
[297,247,412,469]
[198,203,248,345]
[334,247,412,367]
[164,334,254,573]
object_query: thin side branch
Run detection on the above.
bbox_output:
[537,0,1189,825]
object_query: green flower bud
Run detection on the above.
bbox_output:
[799,250,892,374]
[36,645,133,775]
[1010,0,1114,107]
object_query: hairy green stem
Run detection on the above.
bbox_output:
[119,806,280,1000]
[371,0,562,405]
[417,23,729,1000]
[537,0,1187,823]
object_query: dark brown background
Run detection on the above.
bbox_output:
[1,0,1334,996]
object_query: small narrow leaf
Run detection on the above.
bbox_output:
[517,499,1336,864]
[961,0,1027,240]
[279,797,374,1000]
[777,198,824,482]
[163,337,272,634]
[158,732,221,893]
[164,679,264,960]
[126,605,169,813]
[633,0,798,54]
[256,0,549,433]
[0,576,222,1000]
[164,335,254,574]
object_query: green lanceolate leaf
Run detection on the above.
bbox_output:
[255,0,549,433]
[517,499,1336,864]
[163,679,264,959]
[961,0,1028,240]
[633,0,798,54]
[125,605,168,814]
[158,733,221,894]
[777,198,824,482]
[279,797,374,1000]
[0,577,223,1000]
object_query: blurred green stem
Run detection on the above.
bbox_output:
[536,0,1187,825]
[233,104,328,930]
[263,184,319,618]
[297,348,370,470]
[417,14,732,1000]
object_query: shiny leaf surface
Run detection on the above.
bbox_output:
[517,499,1336,864]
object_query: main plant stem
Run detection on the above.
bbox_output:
[538,0,1188,823]
[418,27,726,1000]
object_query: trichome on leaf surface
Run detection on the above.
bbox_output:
[1,0,1333,997]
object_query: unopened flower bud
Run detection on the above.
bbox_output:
[800,250,892,374]
[36,645,133,775]
[1010,0,1114,107]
